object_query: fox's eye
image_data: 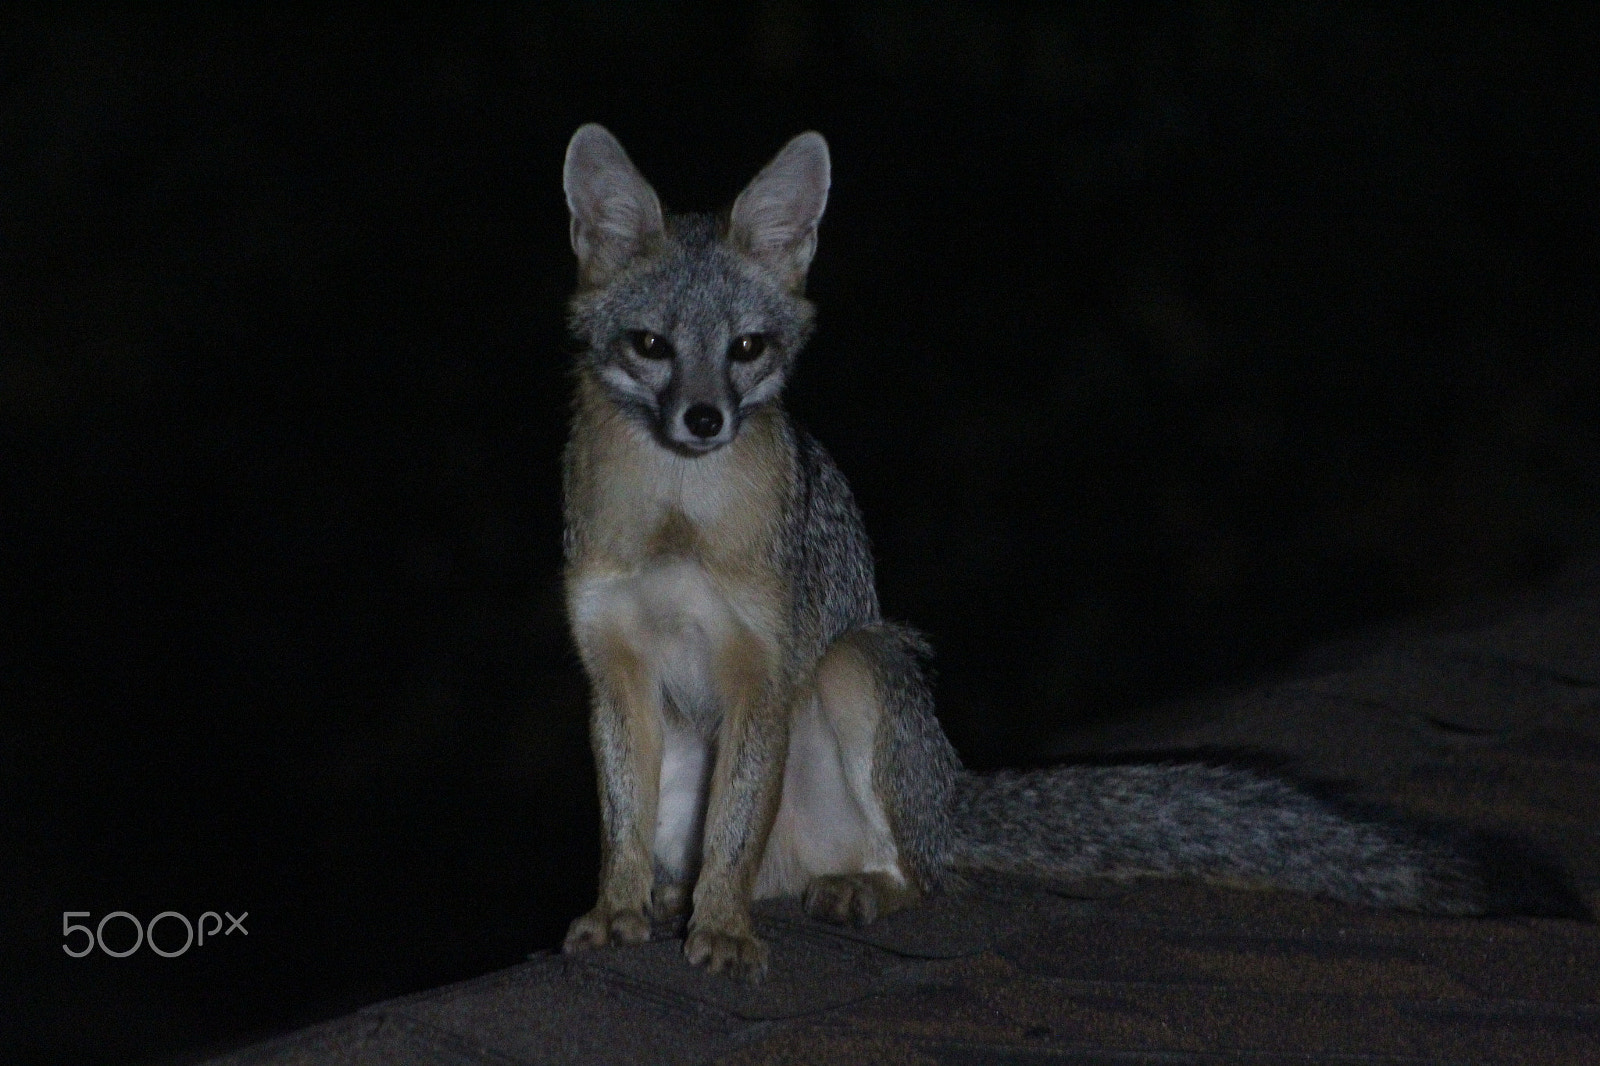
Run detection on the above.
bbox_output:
[627,331,671,359]
[729,334,767,362]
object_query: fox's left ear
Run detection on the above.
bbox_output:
[564,124,666,288]
[730,132,830,291]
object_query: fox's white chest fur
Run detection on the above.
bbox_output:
[570,556,732,883]
[566,412,903,898]
[566,413,789,713]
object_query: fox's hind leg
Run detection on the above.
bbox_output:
[757,623,960,926]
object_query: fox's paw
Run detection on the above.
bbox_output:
[562,906,650,953]
[803,873,902,927]
[684,926,769,983]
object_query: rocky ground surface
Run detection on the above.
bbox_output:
[203,564,1600,1065]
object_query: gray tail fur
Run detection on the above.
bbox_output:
[948,761,1591,919]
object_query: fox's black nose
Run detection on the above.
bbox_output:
[684,404,724,439]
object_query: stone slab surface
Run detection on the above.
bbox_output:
[205,565,1600,1065]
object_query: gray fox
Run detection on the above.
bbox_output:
[556,124,1587,982]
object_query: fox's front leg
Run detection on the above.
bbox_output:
[563,637,663,953]
[686,634,788,982]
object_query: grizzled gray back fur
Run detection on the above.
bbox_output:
[860,622,961,889]
[780,430,879,659]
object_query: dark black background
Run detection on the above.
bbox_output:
[5,4,1598,1063]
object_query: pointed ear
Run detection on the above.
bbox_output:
[563,124,665,286]
[729,131,830,290]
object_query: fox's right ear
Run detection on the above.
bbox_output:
[730,131,830,291]
[563,124,665,287]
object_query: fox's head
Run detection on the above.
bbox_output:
[563,124,830,455]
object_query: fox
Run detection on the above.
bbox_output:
[555,123,1588,982]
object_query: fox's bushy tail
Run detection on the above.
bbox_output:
[949,762,1589,919]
